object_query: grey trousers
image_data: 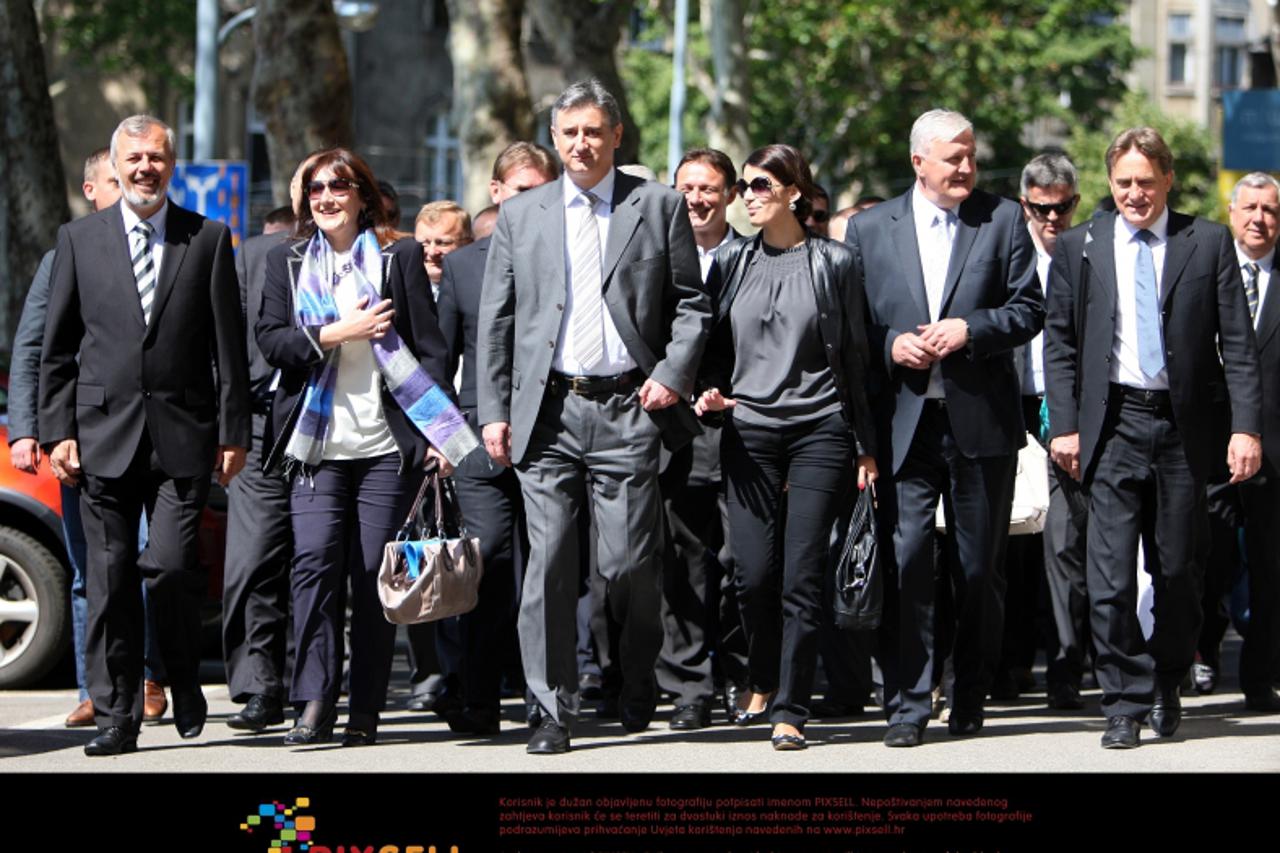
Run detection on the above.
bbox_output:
[516,387,664,727]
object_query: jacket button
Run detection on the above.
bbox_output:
[548,341,555,349]
[826,344,833,349]
[142,389,151,399]
[821,312,828,319]
[556,303,564,311]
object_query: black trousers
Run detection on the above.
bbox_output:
[1042,457,1091,688]
[1238,477,1280,696]
[878,403,1015,728]
[221,412,292,704]
[1086,389,1206,721]
[1197,481,1241,672]
[81,430,210,731]
[289,454,417,715]
[724,412,852,729]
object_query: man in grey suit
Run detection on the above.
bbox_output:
[846,109,1043,748]
[477,79,710,754]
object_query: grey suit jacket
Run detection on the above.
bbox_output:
[477,171,710,465]
[7,249,55,442]
[847,187,1044,474]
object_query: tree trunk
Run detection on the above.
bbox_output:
[0,0,70,350]
[445,0,536,213]
[526,0,639,165]
[702,0,751,171]
[251,0,354,206]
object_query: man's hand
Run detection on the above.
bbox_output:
[916,319,969,358]
[483,421,513,468]
[891,332,942,369]
[637,378,678,411]
[215,445,247,486]
[425,446,454,478]
[1050,432,1082,481]
[49,439,81,486]
[9,438,42,475]
[1227,432,1263,484]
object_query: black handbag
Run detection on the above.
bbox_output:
[832,482,882,631]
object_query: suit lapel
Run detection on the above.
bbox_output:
[1254,265,1280,349]
[939,199,979,315]
[889,193,931,321]
[601,172,642,288]
[102,202,147,331]
[1159,211,1197,308]
[537,179,568,297]
[1086,213,1119,310]
[147,204,190,337]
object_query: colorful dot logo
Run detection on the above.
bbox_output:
[239,798,316,852]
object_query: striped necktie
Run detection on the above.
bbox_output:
[570,191,604,371]
[1244,262,1261,324]
[131,220,157,325]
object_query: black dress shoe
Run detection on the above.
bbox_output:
[948,710,984,736]
[594,695,620,720]
[810,699,866,719]
[405,692,437,712]
[1243,688,1280,713]
[669,704,712,730]
[722,682,747,722]
[171,687,208,739]
[1046,682,1085,711]
[341,712,379,747]
[445,705,501,735]
[227,694,286,732]
[883,723,923,747]
[579,672,604,701]
[1101,715,1140,748]
[1150,685,1182,738]
[621,701,656,733]
[525,700,544,730]
[526,716,570,754]
[84,726,138,756]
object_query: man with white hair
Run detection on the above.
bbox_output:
[845,108,1043,747]
[40,114,251,755]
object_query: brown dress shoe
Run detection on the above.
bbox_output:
[143,680,168,724]
[65,699,95,728]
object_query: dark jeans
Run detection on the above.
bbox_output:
[724,412,853,729]
[289,453,417,715]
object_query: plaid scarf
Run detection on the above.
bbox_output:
[284,229,478,475]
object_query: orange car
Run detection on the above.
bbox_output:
[0,411,227,688]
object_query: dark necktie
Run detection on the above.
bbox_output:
[1244,261,1261,324]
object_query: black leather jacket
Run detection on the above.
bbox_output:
[702,233,877,458]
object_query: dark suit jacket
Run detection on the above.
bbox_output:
[7,249,55,443]
[1043,210,1262,482]
[236,231,291,401]
[39,201,251,479]
[477,171,711,464]
[846,187,1043,474]
[255,236,452,475]
[436,235,489,414]
[1251,256,1280,478]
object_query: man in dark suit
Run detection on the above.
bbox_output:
[40,115,251,755]
[432,141,559,735]
[477,79,710,754]
[222,182,312,732]
[1044,127,1262,748]
[846,108,1043,747]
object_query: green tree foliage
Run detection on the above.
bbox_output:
[48,0,196,103]
[625,0,1136,196]
[1066,90,1221,221]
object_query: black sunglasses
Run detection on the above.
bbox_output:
[307,178,359,199]
[734,176,782,196]
[1023,195,1079,219]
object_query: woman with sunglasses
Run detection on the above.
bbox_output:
[257,147,476,746]
[697,144,878,750]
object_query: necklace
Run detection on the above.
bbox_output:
[332,259,353,286]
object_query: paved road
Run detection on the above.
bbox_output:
[3,636,1277,773]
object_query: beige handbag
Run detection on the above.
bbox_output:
[377,464,483,624]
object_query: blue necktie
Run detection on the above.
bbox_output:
[1134,229,1164,380]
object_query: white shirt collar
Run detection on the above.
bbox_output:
[696,225,734,257]
[120,199,168,238]
[563,169,616,209]
[1115,205,1169,245]
[912,184,956,231]
[1235,243,1275,274]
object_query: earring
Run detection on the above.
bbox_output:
[788,201,796,211]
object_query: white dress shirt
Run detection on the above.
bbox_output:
[553,169,636,376]
[1111,207,1169,389]
[911,185,956,399]
[1236,243,1275,330]
[120,200,168,294]
[697,227,735,283]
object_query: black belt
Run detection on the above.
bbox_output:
[1110,383,1172,409]
[548,369,644,399]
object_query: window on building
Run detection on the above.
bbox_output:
[1168,13,1192,86]
[1215,16,1247,89]
[422,113,464,203]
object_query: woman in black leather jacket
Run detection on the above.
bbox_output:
[696,144,878,750]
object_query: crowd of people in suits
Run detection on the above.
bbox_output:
[8,77,1279,757]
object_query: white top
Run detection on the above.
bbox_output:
[554,170,636,376]
[120,201,168,288]
[323,249,397,460]
[911,185,956,399]
[1110,208,1169,390]
[1236,243,1275,330]
[1021,240,1050,396]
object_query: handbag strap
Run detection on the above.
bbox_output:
[396,459,440,540]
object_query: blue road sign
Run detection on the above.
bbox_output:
[171,161,250,248]
[1222,90,1280,173]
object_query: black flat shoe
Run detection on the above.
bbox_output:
[84,726,138,756]
[284,702,335,746]
[771,727,806,750]
[341,712,379,747]
[733,691,774,727]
